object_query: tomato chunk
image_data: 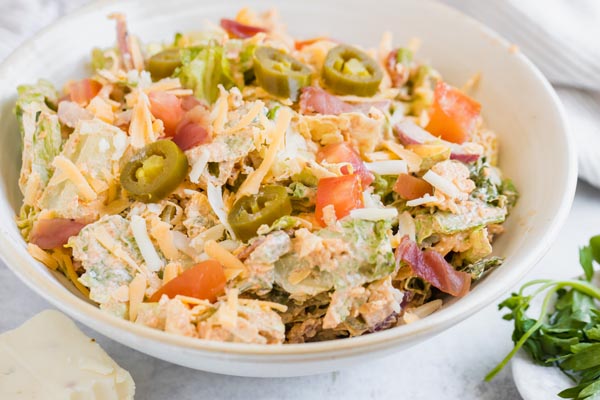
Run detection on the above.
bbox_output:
[220,18,267,38]
[317,142,374,188]
[425,81,481,144]
[393,173,434,200]
[149,260,226,303]
[315,174,363,226]
[67,79,102,106]
[148,91,185,136]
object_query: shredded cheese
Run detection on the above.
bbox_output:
[131,215,163,272]
[219,289,239,330]
[52,156,97,201]
[162,262,180,285]
[150,221,180,260]
[27,244,58,270]
[53,249,90,297]
[204,240,246,276]
[128,273,146,321]
[189,149,209,184]
[95,225,148,276]
[211,87,229,133]
[365,160,408,175]
[206,183,236,239]
[406,193,440,207]
[423,170,462,198]
[350,207,398,221]
[225,100,264,134]
[238,298,288,313]
[236,107,292,200]
[129,90,154,148]
[382,140,422,173]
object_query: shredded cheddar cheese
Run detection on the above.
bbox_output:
[128,273,147,321]
[52,156,97,201]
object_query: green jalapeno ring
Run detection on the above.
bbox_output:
[228,185,292,242]
[120,140,189,203]
[322,44,383,96]
[253,46,312,101]
[148,48,182,81]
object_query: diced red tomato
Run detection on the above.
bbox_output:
[294,36,331,50]
[425,81,481,144]
[317,142,374,188]
[315,174,363,226]
[148,91,185,136]
[396,237,471,297]
[30,218,87,250]
[149,260,226,303]
[220,18,267,38]
[393,173,434,200]
[67,79,102,106]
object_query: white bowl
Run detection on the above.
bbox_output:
[0,0,577,377]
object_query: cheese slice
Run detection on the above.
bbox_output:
[0,310,135,399]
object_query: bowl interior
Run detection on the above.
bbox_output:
[0,0,576,358]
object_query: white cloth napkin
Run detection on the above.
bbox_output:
[1,0,599,187]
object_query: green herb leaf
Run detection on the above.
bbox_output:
[580,246,594,282]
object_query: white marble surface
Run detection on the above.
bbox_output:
[1,182,598,399]
[1,1,600,398]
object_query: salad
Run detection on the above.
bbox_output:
[16,9,518,344]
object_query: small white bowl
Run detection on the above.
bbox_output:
[0,0,577,377]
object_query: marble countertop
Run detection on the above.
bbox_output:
[2,182,598,399]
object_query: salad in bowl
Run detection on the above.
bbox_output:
[16,8,517,345]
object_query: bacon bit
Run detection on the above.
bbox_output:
[236,236,267,261]
[220,18,267,38]
[395,236,471,297]
[299,87,390,116]
[109,13,133,70]
[180,95,203,111]
[148,91,185,136]
[30,218,87,250]
[393,173,433,200]
[173,105,212,151]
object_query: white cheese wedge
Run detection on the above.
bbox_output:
[0,310,135,399]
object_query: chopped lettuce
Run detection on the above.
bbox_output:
[39,119,128,220]
[274,220,395,300]
[256,216,306,235]
[222,39,256,89]
[69,215,144,313]
[463,228,493,263]
[415,202,506,243]
[288,182,316,213]
[470,158,519,211]
[178,40,255,103]
[458,256,503,280]
[15,80,63,207]
[372,173,397,203]
[178,45,227,103]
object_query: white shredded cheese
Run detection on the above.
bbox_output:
[206,182,236,239]
[189,149,209,184]
[397,211,416,242]
[406,193,440,207]
[211,86,229,133]
[52,156,97,201]
[365,160,408,175]
[423,170,462,198]
[130,215,163,272]
[349,207,398,221]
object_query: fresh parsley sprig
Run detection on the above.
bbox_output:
[486,235,600,399]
